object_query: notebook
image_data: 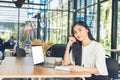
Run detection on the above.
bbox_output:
[31,45,45,65]
[55,65,72,71]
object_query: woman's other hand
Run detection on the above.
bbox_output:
[70,65,84,72]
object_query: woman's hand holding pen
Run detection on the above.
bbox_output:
[70,65,85,72]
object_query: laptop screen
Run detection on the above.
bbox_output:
[31,46,44,65]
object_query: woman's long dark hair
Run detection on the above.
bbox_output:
[71,21,94,66]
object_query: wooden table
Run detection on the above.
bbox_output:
[0,57,91,80]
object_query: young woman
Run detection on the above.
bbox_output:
[63,21,109,80]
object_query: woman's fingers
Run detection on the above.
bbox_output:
[68,37,76,45]
[70,65,83,72]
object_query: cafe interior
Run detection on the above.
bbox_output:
[0,0,120,80]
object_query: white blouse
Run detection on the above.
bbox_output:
[70,41,108,75]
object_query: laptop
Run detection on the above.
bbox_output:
[31,45,55,68]
[31,45,45,65]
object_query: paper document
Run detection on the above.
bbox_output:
[55,65,73,71]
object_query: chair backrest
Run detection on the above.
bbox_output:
[106,55,119,78]
[49,44,66,58]
[15,46,26,57]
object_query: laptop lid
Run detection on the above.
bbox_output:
[31,45,44,65]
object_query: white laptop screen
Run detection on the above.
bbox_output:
[31,46,44,65]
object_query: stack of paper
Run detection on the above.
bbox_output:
[55,65,73,71]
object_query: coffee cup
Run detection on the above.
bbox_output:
[55,57,62,66]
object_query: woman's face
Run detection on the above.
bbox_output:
[73,24,88,41]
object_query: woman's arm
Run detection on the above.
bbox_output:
[83,66,99,74]
[63,37,76,66]
[63,44,71,65]
[70,65,99,74]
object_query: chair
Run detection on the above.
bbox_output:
[0,45,5,60]
[15,46,26,57]
[106,55,119,79]
[47,44,66,58]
